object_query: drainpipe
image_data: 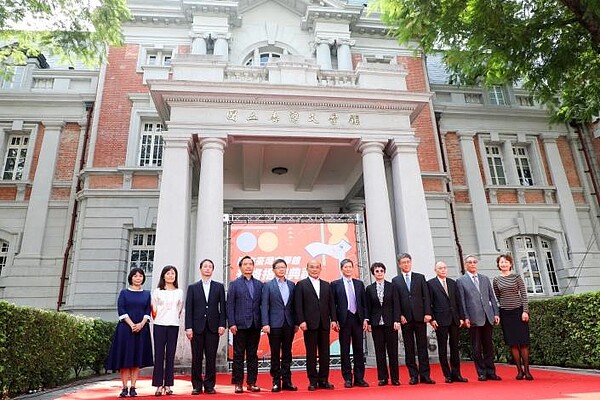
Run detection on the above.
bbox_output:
[57,101,94,311]
[434,112,465,273]
[573,122,600,211]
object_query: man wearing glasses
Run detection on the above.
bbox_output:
[456,255,501,382]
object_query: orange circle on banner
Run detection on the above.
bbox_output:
[258,231,278,252]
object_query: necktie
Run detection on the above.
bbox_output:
[442,279,448,295]
[473,275,480,292]
[346,279,357,314]
[279,280,289,305]
[405,273,411,289]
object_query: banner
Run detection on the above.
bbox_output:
[228,222,359,359]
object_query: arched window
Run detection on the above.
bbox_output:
[244,45,287,66]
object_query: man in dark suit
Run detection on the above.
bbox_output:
[392,253,436,385]
[331,259,369,388]
[427,261,468,383]
[227,255,264,393]
[261,258,298,392]
[294,258,337,391]
[185,259,226,395]
[457,254,501,382]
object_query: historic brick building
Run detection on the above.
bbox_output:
[1,0,599,328]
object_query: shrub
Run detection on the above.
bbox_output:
[0,301,116,399]
[458,291,600,368]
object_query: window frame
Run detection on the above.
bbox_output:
[0,125,37,182]
[137,122,164,167]
[488,85,507,106]
[507,235,561,295]
[128,231,156,290]
[0,240,9,277]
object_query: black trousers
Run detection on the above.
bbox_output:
[267,323,294,384]
[339,312,365,382]
[469,321,496,377]
[371,325,399,382]
[232,328,261,385]
[401,321,431,380]
[303,326,330,385]
[190,328,219,391]
[152,325,179,387]
[435,323,462,379]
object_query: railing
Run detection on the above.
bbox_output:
[0,68,98,93]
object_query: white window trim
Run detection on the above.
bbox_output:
[0,123,39,182]
[128,230,156,290]
[125,94,163,168]
[137,44,178,72]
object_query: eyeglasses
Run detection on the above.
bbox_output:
[373,269,385,273]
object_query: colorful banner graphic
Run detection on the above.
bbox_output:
[228,222,359,359]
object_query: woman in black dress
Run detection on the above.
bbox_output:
[493,254,533,380]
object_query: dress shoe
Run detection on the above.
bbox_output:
[119,388,128,398]
[308,384,317,391]
[129,387,137,397]
[478,375,487,381]
[487,375,502,381]
[391,380,400,386]
[247,384,261,392]
[377,380,388,386]
[445,377,453,384]
[271,383,281,392]
[354,381,369,387]
[191,388,202,395]
[453,376,468,383]
[525,372,534,381]
[282,383,298,391]
[234,384,244,394]
[164,387,173,396]
[409,377,419,385]
[317,381,335,389]
[421,377,435,384]
[344,381,353,388]
[205,388,216,395]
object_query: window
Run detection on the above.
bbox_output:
[129,232,155,289]
[145,50,173,67]
[2,134,29,180]
[513,146,534,186]
[138,122,164,167]
[508,235,560,295]
[488,85,507,105]
[0,66,25,89]
[0,240,8,277]
[244,46,285,66]
[485,145,506,185]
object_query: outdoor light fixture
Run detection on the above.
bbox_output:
[271,167,288,175]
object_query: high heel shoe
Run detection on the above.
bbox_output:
[516,371,524,380]
[155,386,163,396]
[165,387,173,395]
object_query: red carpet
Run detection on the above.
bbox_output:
[57,363,600,400]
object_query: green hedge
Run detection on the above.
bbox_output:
[0,301,116,399]
[459,291,600,368]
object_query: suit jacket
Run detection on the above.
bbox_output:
[227,276,263,329]
[261,278,295,328]
[294,277,336,330]
[456,273,499,327]
[185,280,226,334]
[427,277,463,327]
[392,271,431,322]
[365,280,400,327]
[331,277,367,327]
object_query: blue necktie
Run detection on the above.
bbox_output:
[346,279,357,314]
[405,273,411,289]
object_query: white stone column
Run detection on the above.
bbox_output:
[195,138,227,282]
[458,131,497,255]
[315,39,332,70]
[358,140,397,279]
[152,134,192,291]
[19,121,63,257]
[388,138,436,277]
[191,36,207,55]
[213,36,229,60]
[542,135,587,260]
[337,40,353,71]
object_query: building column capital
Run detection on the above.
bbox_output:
[198,137,227,153]
[386,136,420,157]
[357,139,387,155]
[457,130,477,140]
[41,121,65,131]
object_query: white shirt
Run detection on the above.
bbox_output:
[202,279,211,302]
[309,276,320,299]
[152,288,183,326]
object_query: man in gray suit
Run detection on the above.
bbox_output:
[456,255,501,382]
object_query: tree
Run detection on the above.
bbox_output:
[372,0,600,123]
[0,0,130,73]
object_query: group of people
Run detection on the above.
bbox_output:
[105,252,532,397]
